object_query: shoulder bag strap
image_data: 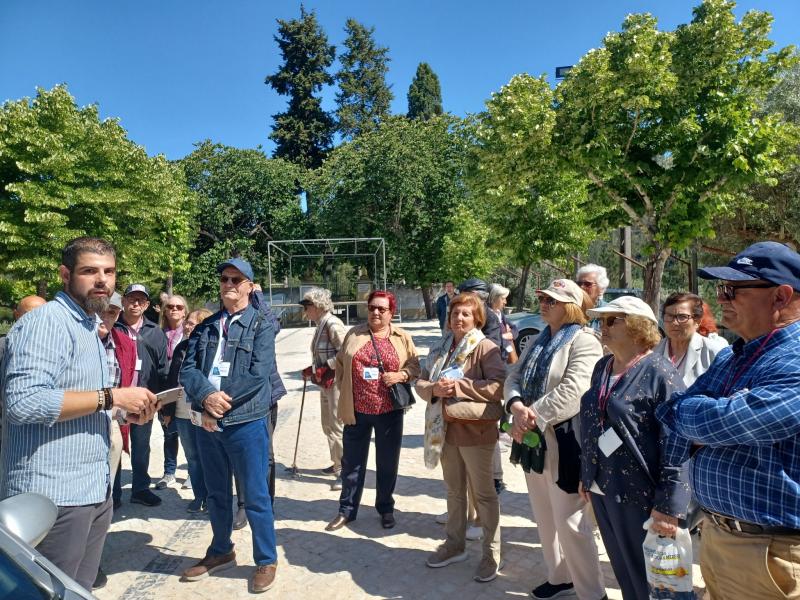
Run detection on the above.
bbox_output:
[368,330,386,374]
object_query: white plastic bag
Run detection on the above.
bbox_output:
[641,518,695,600]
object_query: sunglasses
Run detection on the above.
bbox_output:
[537,295,559,308]
[165,304,185,310]
[715,282,776,301]
[576,280,597,289]
[601,315,626,328]
[219,275,248,286]
[368,304,391,314]
[663,313,693,324]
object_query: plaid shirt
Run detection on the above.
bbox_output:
[311,312,346,370]
[656,320,800,528]
[102,333,122,388]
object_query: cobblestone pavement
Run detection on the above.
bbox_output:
[95,320,706,599]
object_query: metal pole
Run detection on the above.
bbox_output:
[267,243,273,304]
[287,378,307,477]
[381,240,387,290]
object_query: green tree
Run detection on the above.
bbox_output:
[556,0,798,309]
[0,85,196,303]
[178,141,305,298]
[407,62,443,120]
[471,74,593,308]
[308,115,468,315]
[265,6,336,171]
[336,18,393,140]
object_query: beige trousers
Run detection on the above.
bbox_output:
[441,442,501,564]
[524,466,605,600]
[109,419,123,482]
[320,385,344,471]
[701,516,800,600]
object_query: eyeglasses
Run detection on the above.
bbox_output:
[125,297,148,306]
[601,316,625,328]
[663,313,693,324]
[576,280,597,289]
[537,295,558,308]
[165,304,185,310]
[367,304,391,314]
[219,275,248,286]
[716,282,776,301]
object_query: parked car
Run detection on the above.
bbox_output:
[0,493,94,599]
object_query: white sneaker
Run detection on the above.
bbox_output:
[466,525,484,541]
[435,511,448,525]
[182,477,192,490]
[155,473,175,490]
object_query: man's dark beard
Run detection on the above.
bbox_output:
[68,280,110,315]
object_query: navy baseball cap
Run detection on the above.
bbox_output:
[123,284,149,298]
[457,278,489,294]
[698,241,800,291]
[217,258,254,281]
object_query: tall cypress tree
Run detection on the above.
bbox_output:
[335,19,393,140]
[407,62,443,120]
[265,6,335,170]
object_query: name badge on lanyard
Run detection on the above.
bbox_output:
[213,362,231,377]
[598,427,623,457]
[363,367,380,381]
[135,358,143,371]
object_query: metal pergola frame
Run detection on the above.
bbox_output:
[266,237,387,304]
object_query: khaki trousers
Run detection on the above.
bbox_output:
[441,442,501,564]
[320,385,343,471]
[701,516,800,600]
[109,419,123,482]
[525,467,605,600]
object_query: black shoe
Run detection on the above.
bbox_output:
[321,464,337,475]
[131,489,161,507]
[530,582,575,599]
[381,513,396,529]
[233,506,247,530]
[92,568,107,590]
[494,478,506,495]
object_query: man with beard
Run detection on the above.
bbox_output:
[114,283,169,506]
[0,237,157,591]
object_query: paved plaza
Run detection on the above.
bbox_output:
[95,320,706,599]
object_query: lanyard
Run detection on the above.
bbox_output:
[722,329,777,395]
[598,352,647,425]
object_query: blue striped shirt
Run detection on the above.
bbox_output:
[1,291,111,506]
[656,321,800,528]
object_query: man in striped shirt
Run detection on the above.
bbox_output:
[0,237,158,591]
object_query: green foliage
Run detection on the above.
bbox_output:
[555,0,798,305]
[336,19,393,140]
[438,203,504,282]
[407,62,443,120]
[0,85,196,303]
[308,115,468,287]
[470,74,594,268]
[178,141,305,298]
[266,6,336,170]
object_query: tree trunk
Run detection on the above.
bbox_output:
[421,285,434,319]
[165,273,174,296]
[36,279,48,299]
[643,247,671,314]
[516,263,532,311]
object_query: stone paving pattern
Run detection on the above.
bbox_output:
[95,320,706,599]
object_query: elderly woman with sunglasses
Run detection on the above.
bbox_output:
[578,297,691,600]
[504,279,606,600]
[326,290,420,532]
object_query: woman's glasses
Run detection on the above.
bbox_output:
[165,304,185,311]
[368,305,391,314]
[537,295,559,308]
[716,282,776,301]
[601,316,625,328]
[663,313,693,324]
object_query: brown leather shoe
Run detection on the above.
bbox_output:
[325,514,348,531]
[181,550,236,581]
[251,563,276,593]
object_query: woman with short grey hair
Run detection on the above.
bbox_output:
[301,286,335,313]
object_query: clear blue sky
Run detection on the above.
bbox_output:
[1,1,797,160]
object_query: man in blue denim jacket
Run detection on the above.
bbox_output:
[179,258,278,593]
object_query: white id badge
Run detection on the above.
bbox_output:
[217,362,231,377]
[439,366,465,380]
[598,427,624,458]
[363,367,380,381]
[190,409,204,427]
[135,358,142,371]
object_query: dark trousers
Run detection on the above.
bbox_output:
[175,417,207,502]
[338,409,403,521]
[129,420,153,494]
[236,405,277,507]
[161,416,179,476]
[36,493,114,591]
[591,492,651,600]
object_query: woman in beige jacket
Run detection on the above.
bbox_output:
[325,290,420,532]
[504,279,606,600]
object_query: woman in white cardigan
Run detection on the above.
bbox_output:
[504,279,606,600]
[655,292,728,387]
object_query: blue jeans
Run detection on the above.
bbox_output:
[175,418,207,502]
[129,420,153,494]
[161,416,179,475]
[197,417,276,565]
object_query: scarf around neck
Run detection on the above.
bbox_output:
[425,328,485,382]
[519,322,582,405]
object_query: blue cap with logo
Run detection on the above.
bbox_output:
[123,283,149,298]
[217,258,254,281]
[698,241,800,291]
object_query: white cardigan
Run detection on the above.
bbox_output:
[655,332,728,387]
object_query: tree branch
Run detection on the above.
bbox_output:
[199,229,219,242]
[624,109,640,157]
[621,169,653,215]
[586,170,649,232]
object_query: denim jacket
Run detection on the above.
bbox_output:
[180,303,275,427]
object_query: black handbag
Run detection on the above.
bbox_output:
[554,419,581,494]
[369,331,415,410]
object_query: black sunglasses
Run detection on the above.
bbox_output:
[537,295,559,308]
[220,275,248,285]
[601,315,626,328]
[367,304,391,314]
[716,282,776,301]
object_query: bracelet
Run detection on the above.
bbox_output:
[95,390,105,413]
[103,388,114,411]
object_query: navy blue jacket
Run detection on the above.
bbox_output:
[180,304,275,427]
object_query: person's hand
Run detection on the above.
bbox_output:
[382,371,406,386]
[301,366,313,380]
[125,396,157,425]
[202,391,232,418]
[509,401,536,442]
[578,481,590,504]
[650,509,679,537]
[161,414,172,427]
[201,411,220,432]
[112,387,158,415]
[432,378,457,397]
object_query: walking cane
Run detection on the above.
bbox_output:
[286,377,307,478]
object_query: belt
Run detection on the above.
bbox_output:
[705,511,800,536]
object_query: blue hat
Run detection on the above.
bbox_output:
[123,283,149,298]
[698,241,800,291]
[217,258,254,281]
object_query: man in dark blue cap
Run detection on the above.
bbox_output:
[656,241,800,599]
[179,257,279,593]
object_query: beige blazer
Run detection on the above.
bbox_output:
[334,324,420,425]
[503,326,602,474]
[655,331,728,387]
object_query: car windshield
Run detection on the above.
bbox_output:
[0,550,52,600]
